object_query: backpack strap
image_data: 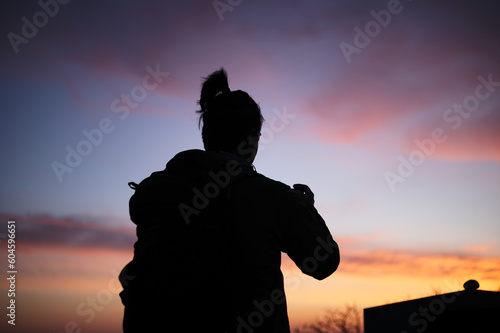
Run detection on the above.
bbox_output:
[128,182,139,190]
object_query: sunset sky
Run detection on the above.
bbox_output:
[1,0,499,332]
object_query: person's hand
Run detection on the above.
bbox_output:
[292,184,315,206]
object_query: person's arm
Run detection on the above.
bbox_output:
[279,183,340,280]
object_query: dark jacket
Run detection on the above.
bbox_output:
[119,149,339,332]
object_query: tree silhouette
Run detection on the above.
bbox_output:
[294,303,362,333]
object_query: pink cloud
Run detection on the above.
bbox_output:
[401,107,500,162]
[0,213,135,251]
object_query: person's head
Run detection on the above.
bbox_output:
[197,68,264,163]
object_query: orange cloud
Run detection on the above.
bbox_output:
[282,243,500,293]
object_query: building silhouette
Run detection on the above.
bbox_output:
[364,280,500,333]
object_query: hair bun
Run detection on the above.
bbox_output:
[198,68,230,112]
[195,68,263,154]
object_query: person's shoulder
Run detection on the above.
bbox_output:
[238,172,292,194]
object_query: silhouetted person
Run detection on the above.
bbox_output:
[119,68,340,332]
